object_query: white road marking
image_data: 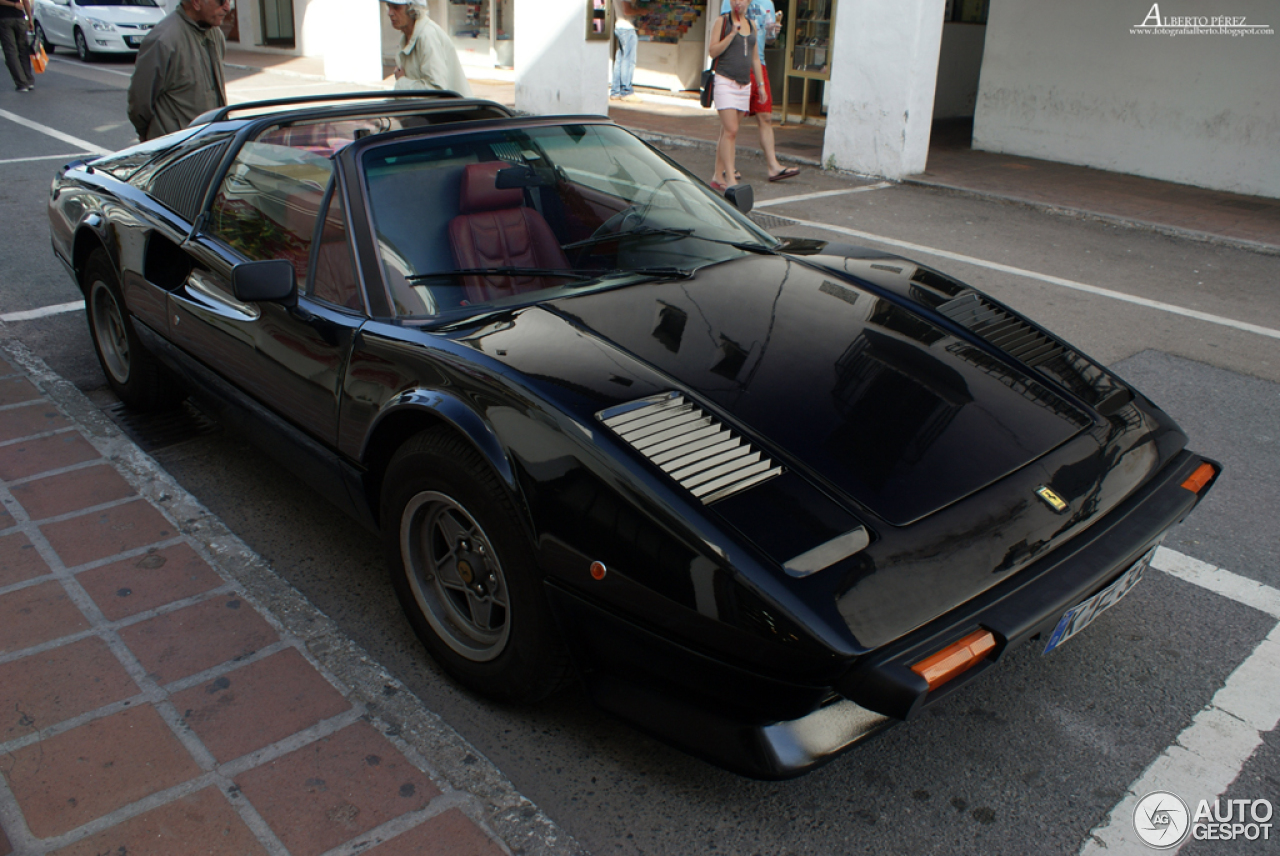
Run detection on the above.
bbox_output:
[1154,547,1280,620]
[0,153,88,165]
[48,55,132,78]
[777,215,1280,341]
[756,182,894,208]
[0,108,111,156]
[1079,552,1280,855]
[0,302,84,323]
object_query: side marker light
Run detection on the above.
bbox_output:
[589,561,607,581]
[911,629,997,691]
[1181,462,1216,494]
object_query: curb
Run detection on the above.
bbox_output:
[899,178,1280,258]
[0,336,587,856]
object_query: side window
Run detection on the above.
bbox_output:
[309,186,363,312]
[206,138,333,284]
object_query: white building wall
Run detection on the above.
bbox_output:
[822,0,946,178]
[301,0,382,81]
[514,0,610,116]
[973,0,1280,198]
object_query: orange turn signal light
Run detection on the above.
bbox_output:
[1181,462,1216,494]
[911,629,997,691]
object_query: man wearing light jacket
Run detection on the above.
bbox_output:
[127,0,228,142]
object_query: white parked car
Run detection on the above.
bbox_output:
[33,0,169,61]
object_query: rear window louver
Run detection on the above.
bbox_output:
[148,141,229,223]
[939,292,1132,415]
[598,393,783,505]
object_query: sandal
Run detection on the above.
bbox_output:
[709,180,727,192]
[768,167,801,182]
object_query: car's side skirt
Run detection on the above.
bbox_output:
[135,322,378,533]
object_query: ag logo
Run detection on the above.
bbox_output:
[1133,791,1192,848]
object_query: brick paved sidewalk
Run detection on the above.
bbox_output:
[0,344,580,856]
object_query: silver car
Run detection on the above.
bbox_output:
[33,0,169,61]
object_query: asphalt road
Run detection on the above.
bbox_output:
[2,55,1278,856]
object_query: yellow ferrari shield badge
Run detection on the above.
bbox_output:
[1036,486,1069,513]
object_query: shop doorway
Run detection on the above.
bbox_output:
[931,0,988,150]
[260,0,295,47]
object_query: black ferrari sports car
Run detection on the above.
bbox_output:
[49,92,1219,779]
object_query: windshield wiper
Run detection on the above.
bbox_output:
[599,266,695,281]
[408,267,602,282]
[561,227,694,252]
[564,226,778,257]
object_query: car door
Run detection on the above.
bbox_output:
[166,134,366,453]
[42,0,74,46]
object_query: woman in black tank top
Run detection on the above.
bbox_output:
[707,0,766,192]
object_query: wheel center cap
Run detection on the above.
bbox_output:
[457,559,475,585]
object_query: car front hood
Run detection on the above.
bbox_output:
[548,254,1094,526]
[77,5,165,24]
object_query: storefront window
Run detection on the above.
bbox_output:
[447,0,514,68]
[587,0,608,40]
[781,0,836,124]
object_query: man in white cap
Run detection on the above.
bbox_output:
[383,0,472,96]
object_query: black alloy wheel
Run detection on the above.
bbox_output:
[382,427,570,703]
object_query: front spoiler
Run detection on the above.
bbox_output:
[548,450,1217,779]
[836,450,1219,721]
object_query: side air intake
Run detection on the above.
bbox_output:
[598,393,783,504]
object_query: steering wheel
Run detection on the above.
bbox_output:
[588,206,646,242]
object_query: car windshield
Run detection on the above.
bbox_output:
[76,0,159,6]
[361,123,778,318]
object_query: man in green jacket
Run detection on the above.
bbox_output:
[127,0,228,142]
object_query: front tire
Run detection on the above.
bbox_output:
[34,22,54,54]
[382,428,570,703]
[83,249,181,411]
[74,28,93,62]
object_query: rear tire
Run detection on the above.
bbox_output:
[382,427,571,703]
[83,249,182,411]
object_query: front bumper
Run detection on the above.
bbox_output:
[550,449,1217,779]
[84,30,148,52]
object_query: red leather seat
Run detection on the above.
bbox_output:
[448,161,570,304]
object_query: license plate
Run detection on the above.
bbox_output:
[1043,548,1153,654]
[126,36,142,47]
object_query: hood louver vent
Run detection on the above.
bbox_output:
[939,292,1133,415]
[937,293,1064,368]
[598,393,783,504]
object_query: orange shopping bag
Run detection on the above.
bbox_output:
[31,38,47,74]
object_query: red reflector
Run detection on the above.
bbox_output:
[589,561,607,581]
[911,629,997,691]
[1181,462,1216,494]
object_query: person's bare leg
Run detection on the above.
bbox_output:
[757,113,784,176]
[714,109,740,188]
[713,127,728,186]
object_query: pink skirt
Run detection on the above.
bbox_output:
[713,73,751,113]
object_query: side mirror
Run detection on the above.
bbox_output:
[725,183,754,214]
[232,259,296,305]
